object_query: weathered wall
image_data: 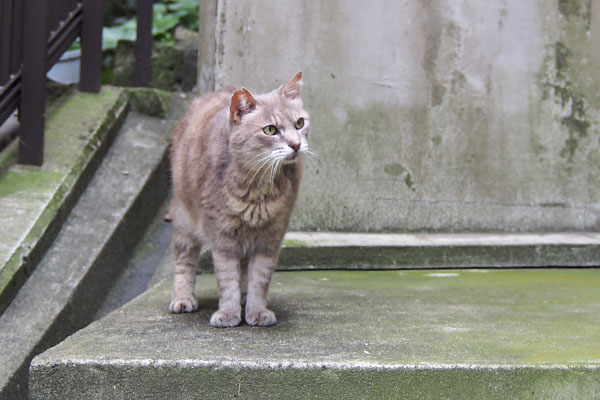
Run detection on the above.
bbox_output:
[198,0,600,232]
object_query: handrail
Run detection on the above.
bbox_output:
[0,0,154,166]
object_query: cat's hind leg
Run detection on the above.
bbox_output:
[169,229,201,313]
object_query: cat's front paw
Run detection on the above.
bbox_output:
[245,308,277,327]
[210,309,241,328]
[169,296,199,313]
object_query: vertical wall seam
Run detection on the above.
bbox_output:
[214,0,227,91]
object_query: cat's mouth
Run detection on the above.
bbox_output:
[283,152,300,163]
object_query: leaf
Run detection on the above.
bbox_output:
[102,19,137,50]
[101,0,200,50]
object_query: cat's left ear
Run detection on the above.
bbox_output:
[280,70,303,99]
[230,88,257,123]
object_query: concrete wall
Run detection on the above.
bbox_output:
[198,0,600,232]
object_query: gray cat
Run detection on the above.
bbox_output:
[168,72,309,327]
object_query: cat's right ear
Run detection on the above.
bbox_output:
[230,88,257,123]
[280,71,303,99]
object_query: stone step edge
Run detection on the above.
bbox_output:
[31,358,600,370]
[278,232,600,269]
[186,232,600,272]
[0,112,174,399]
[28,356,600,400]
[0,87,173,316]
[0,90,129,315]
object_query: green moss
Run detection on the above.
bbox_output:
[404,173,415,191]
[383,163,406,176]
[558,0,592,27]
[0,168,62,198]
[31,269,600,399]
[151,44,184,90]
[558,0,582,19]
[554,41,571,81]
[559,95,589,162]
[543,41,592,163]
[127,88,171,118]
[114,40,184,91]
[281,239,308,247]
[0,86,126,311]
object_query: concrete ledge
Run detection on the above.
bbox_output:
[0,109,177,398]
[278,232,600,269]
[30,269,600,399]
[0,87,129,315]
[151,231,600,276]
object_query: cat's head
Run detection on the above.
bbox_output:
[228,71,310,172]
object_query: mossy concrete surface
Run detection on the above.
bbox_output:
[0,91,192,398]
[0,86,128,315]
[113,37,198,92]
[126,88,172,119]
[30,269,600,399]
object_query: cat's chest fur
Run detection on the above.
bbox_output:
[225,171,292,228]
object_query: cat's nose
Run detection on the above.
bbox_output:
[289,142,301,152]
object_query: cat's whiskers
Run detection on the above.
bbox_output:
[251,151,277,190]
[254,149,287,193]
[245,155,275,190]
[300,148,319,181]
[304,149,321,165]
[243,151,272,173]
[269,158,283,193]
[303,153,314,180]
[244,144,305,194]
[257,151,281,187]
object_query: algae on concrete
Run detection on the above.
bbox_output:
[0,86,128,314]
[127,88,171,119]
[113,39,197,92]
[30,269,600,399]
[202,0,600,232]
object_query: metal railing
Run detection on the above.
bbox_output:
[0,0,153,166]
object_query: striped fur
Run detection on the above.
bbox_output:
[168,72,309,327]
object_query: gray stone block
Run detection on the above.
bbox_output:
[30,269,600,399]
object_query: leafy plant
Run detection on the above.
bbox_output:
[102,0,199,50]
[103,17,137,50]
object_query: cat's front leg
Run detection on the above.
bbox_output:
[245,253,277,327]
[210,249,242,327]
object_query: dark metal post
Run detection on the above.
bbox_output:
[1,0,14,83]
[79,0,104,93]
[10,0,24,75]
[135,0,153,87]
[19,0,48,166]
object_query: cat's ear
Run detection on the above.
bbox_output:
[230,88,257,123]
[280,70,303,99]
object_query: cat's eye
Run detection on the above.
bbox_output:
[263,125,278,135]
[294,118,305,129]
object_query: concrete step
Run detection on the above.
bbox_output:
[0,86,129,315]
[146,231,600,281]
[30,269,600,399]
[280,232,600,269]
[0,99,186,398]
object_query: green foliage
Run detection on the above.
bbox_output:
[102,0,199,50]
[103,18,137,50]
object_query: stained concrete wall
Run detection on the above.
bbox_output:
[198,0,600,232]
